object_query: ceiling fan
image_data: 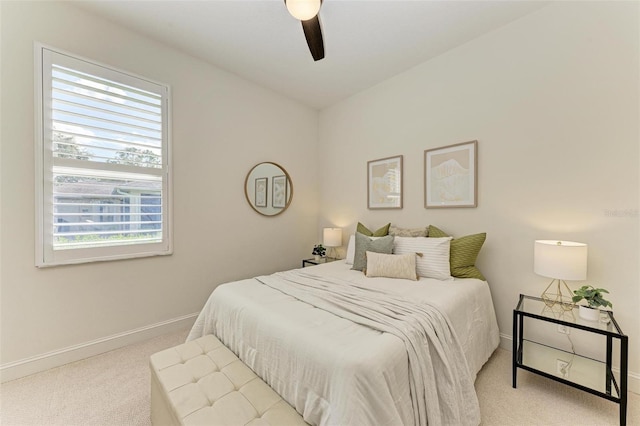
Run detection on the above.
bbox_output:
[285,0,325,61]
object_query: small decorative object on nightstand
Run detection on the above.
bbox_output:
[534,240,587,310]
[572,285,613,322]
[312,244,326,261]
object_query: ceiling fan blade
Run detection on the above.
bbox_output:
[301,15,324,61]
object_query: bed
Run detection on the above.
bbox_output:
[187,257,500,426]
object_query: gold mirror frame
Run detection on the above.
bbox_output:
[244,162,293,217]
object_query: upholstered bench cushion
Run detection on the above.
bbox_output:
[150,334,307,425]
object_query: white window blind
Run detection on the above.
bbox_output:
[36,45,172,266]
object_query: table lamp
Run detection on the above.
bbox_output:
[534,240,587,309]
[323,228,342,260]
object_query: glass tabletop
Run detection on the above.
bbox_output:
[515,294,624,336]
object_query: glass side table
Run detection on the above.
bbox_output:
[302,257,338,268]
[513,294,628,425]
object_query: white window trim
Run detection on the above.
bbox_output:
[35,43,173,267]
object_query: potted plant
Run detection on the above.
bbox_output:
[571,285,613,321]
[312,244,326,261]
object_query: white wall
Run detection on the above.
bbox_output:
[0,1,319,379]
[318,2,639,389]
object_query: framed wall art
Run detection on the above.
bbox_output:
[272,175,287,208]
[255,177,268,208]
[424,140,477,208]
[367,155,403,209]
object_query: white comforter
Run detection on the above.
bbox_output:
[188,261,500,426]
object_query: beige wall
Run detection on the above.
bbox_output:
[318,2,639,388]
[0,1,319,377]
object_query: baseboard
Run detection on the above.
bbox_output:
[498,332,640,395]
[625,370,640,395]
[499,332,512,351]
[0,312,198,383]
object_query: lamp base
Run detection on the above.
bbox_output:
[327,247,337,260]
[541,279,575,311]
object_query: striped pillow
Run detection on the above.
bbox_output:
[393,236,452,280]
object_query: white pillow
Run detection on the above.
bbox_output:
[345,234,356,264]
[393,236,452,280]
[365,252,418,281]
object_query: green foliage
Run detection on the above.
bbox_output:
[572,285,613,309]
[108,147,160,167]
[312,244,326,257]
[52,133,160,167]
[53,133,90,161]
[53,134,90,182]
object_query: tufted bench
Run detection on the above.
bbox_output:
[150,334,307,425]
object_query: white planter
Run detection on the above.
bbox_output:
[314,255,321,261]
[579,305,600,322]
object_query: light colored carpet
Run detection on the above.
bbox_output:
[1,329,637,425]
[475,347,639,426]
[0,329,188,426]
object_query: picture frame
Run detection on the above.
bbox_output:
[272,175,287,208]
[367,155,403,209]
[255,177,268,208]
[424,140,477,208]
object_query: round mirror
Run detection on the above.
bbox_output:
[244,162,293,216]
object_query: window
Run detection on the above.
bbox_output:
[35,45,172,267]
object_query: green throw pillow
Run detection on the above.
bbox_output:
[356,222,390,237]
[351,232,394,272]
[427,225,448,238]
[428,225,487,280]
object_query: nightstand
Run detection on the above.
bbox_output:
[513,294,628,425]
[302,258,337,268]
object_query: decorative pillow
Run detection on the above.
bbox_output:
[427,225,448,238]
[428,225,487,280]
[346,234,383,264]
[345,234,356,264]
[393,236,452,280]
[365,252,418,281]
[389,225,428,238]
[352,232,394,272]
[356,222,390,237]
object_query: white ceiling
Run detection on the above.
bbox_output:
[74,0,548,110]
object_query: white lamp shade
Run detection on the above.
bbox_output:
[534,240,587,280]
[323,228,342,247]
[286,0,321,21]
